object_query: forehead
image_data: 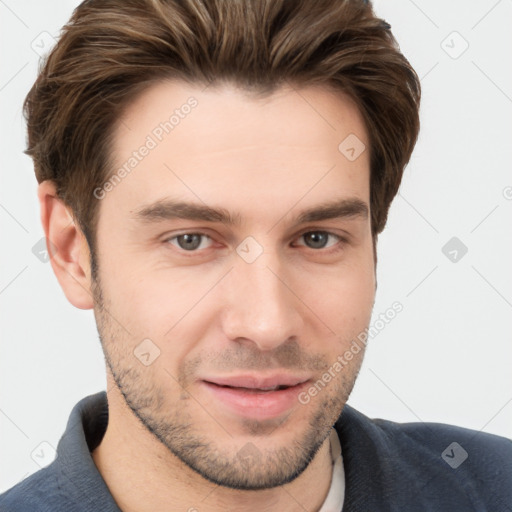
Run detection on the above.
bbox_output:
[114,79,368,153]
[102,79,370,223]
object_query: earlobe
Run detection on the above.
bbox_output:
[37,180,94,310]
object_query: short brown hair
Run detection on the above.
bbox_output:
[24,0,420,257]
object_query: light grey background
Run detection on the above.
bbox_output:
[1,0,511,492]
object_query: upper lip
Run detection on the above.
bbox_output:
[202,374,311,390]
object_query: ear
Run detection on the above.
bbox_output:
[37,180,94,310]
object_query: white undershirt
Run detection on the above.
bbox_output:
[317,428,345,512]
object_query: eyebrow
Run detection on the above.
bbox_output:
[132,197,368,227]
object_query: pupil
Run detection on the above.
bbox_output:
[306,232,326,249]
[179,234,201,250]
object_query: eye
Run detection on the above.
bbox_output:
[166,232,213,251]
[164,230,345,254]
[295,231,343,251]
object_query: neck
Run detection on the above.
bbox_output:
[92,382,334,512]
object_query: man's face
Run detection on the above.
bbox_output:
[91,80,375,489]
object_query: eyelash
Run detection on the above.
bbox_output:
[164,230,346,255]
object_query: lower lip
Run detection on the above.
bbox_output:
[201,381,309,420]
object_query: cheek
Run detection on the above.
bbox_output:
[97,230,375,352]
[309,263,375,349]
[118,278,196,328]
[100,262,219,359]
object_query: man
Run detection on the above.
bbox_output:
[1,0,510,510]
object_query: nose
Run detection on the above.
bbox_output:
[220,250,305,352]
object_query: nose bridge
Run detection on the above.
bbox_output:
[221,245,303,350]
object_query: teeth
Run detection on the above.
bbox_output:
[234,386,279,391]
[232,385,288,391]
[256,385,290,391]
[215,383,292,391]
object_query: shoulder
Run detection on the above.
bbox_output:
[376,411,512,472]
[382,415,512,504]
[0,392,113,512]
[370,408,511,451]
[0,461,78,512]
[337,405,512,508]
[340,403,512,461]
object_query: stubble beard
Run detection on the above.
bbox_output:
[91,274,363,490]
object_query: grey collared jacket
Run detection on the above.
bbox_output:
[1,391,511,511]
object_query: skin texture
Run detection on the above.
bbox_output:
[39,80,376,512]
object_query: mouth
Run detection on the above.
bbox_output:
[206,383,293,392]
[200,374,311,420]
